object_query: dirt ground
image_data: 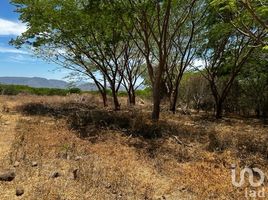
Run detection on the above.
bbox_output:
[0,94,268,200]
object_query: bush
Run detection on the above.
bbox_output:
[0,84,71,96]
[136,88,152,99]
[68,88,81,94]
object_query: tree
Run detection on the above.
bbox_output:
[118,0,198,120]
[179,72,211,113]
[10,0,132,110]
[211,0,268,48]
[200,30,260,118]
[164,0,206,113]
[238,50,268,118]
[195,2,266,118]
[119,42,145,105]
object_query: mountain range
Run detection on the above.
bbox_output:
[0,77,98,91]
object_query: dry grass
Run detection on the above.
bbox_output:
[0,94,268,199]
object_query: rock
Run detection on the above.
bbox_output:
[13,161,20,168]
[16,187,24,196]
[50,171,61,178]
[0,170,16,182]
[31,161,38,167]
[117,193,123,199]
[74,156,82,161]
[105,183,112,189]
[72,169,79,180]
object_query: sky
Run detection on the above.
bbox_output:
[0,0,69,80]
[0,1,205,82]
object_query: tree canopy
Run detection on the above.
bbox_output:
[10,0,268,120]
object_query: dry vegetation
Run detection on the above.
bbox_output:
[0,94,268,199]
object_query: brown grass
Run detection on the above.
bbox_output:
[0,94,268,199]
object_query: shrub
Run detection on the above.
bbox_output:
[0,84,71,96]
[68,88,81,94]
[136,88,152,99]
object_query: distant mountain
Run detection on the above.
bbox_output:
[78,83,98,91]
[0,77,97,91]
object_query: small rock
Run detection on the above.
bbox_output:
[50,171,61,178]
[105,183,112,189]
[16,187,24,196]
[74,156,82,161]
[117,193,123,198]
[0,170,16,182]
[72,169,79,180]
[31,161,38,167]
[13,161,20,168]
[231,164,236,169]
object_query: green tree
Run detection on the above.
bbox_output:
[198,4,263,118]
[211,0,268,48]
[10,0,135,110]
[238,50,268,117]
[118,0,199,120]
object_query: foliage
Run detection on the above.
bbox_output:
[9,0,268,119]
[0,84,81,96]
[210,0,268,48]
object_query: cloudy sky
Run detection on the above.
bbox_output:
[0,1,69,80]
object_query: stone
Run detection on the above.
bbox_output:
[13,161,20,168]
[16,187,24,196]
[74,156,82,161]
[72,169,79,180]
[31,161,38,167]
[105,183,112,189]
[0,170,16,182]
[50,171,61,178]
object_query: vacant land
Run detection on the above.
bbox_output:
[0,94,268,200]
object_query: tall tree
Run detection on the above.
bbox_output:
[211,0,268,48]
[118,0,198,120]
[164,1,206,113]
[119,42,145,105]
[10,0,130,110]
[199,9,264,118]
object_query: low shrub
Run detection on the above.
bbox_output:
[68,87,81,94]
[0,84,73,96]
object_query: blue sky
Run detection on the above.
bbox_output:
[0,0,69,80]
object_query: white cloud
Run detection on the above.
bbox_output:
[8,54,36,63]
[0,18,26,36]
[0,46,29,54]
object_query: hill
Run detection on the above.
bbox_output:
[0,77,97,91]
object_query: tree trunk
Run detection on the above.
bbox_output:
[152,80,161,121]
[111,89,120,111]
[131,93,136,105]
[215,100,223,119]
[101,91,108,107]
[255,107,260,118]
[169,89,179,114]
[127,88,136,106]
[128,93,136,105]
